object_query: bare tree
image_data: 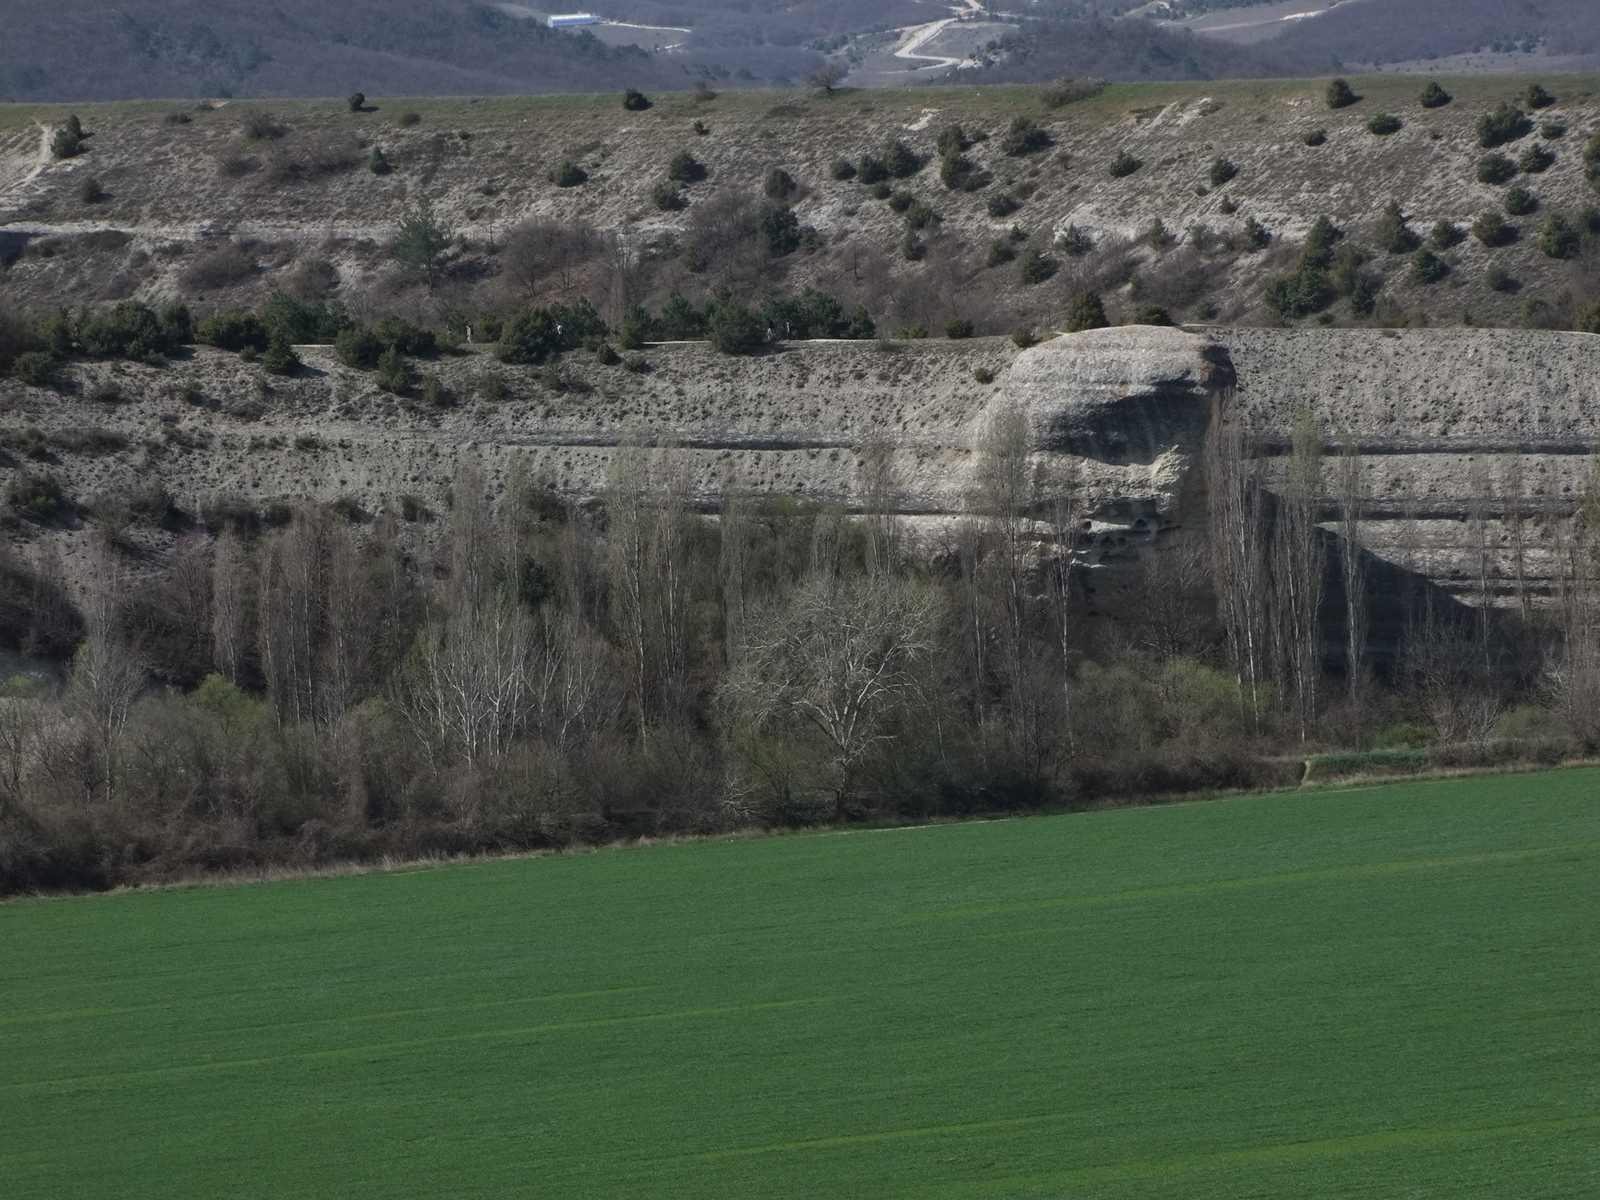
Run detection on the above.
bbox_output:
[66,565,144,803]
[1277,410,1325,740]
[1336,441,1369,704]
[210,534,252,684]
[858,439,903,579]
[1551,458,1600,750]
[1205,392,1273,726]
[257,506,330,723]
[808,63,846,94]
[723,573,937,816]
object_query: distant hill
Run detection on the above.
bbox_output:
[4,0,1598,105]
[0,1,692,103]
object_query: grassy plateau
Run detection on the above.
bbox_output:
[3,770,1597,1198]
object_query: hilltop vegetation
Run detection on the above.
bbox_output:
[4,75,1600,342]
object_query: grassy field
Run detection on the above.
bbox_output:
[3,770,1596,1198]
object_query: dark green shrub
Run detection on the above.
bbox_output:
[497,306,563,364]
[857,154,889,185]
[939,154,990,192]
[196,312,270,354]
[1057,225,1093,256]
[1429,219,1465,249]
[1374,201,1420,253]
[623,354,650,374]
[1540,213,1580,259]
[1264,267,1333,318]
[1020,249,1058,285]
[1367,113,1402,136]
[830,158,856,181]
[1242,215,1272,250]
[420,373,450,406]
[657,292,705,340]
[1146,218,1174,248]
[1586,129,1600,189]
[985,240,1015,268]
[1519,143,1555,174]
[6,472,66,519]
[1064,290,1109,333]
[618,303,651,350]
[1541,122,1566,140]
[756,204,801,255]
[335,326,384,369]
[887,190,914,213]
[375,315,437,356]
[348,92,366,112]
[1303,128,1327,146]
[80,301,180,362]
[1472,210,1516,247]
[375,346,411,393]
[549,161,587,187]
[88,381,122,404]
[650,181,685,211]
[398,494,424,522]
[880,139,921,178]
[78,176,106,203]
[1011,326,1039,348]
[594,342,621,365]
[705,293,764,355]
[11,352,56,386]
[51,115,86,159]
[666,151,706,184]
[1409,247,1449,284]
[262,339,301,376]
[936,125,969,157]
[973,366,995,384]
[1485,266,1518,293]
[1326,78,1358,109]
[757,288,872,340]
[1208,157,1237,187]
[986,192,1020,218]
[868,181,892,200]
[1132,304,1173,326]
[366,147,391,178]
[1418,81,1452,109]
[1108,151,1142,178]
[764,168,795,200]
[398,111,421,127]
[999,117,1050,157]
[1476,103,1532,148]
[262,294,351,345]
[393,200,453,285]
[622,88,652,111]
[1525,83,1555,110]
[944,317,973,339]
[1576,300,1600,334]
[903,200,940,232]
[1504,186,1538,217]
[1476,153,1517,185]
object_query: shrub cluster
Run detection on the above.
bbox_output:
[1476,103,1533,149]
[1263,216,1342,319]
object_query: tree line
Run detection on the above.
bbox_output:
[3,403,1598,894]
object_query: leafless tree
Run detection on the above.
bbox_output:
[1277,410,1325,740]
[1205,391,1273,726]
[808,63,846,94]
[1336,441,1369,703]
[723,573,937,815]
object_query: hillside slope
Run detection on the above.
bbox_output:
[3,74,1599,336]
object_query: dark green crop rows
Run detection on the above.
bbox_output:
[3,770,1596,1198]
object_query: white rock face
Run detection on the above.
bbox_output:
[997,326,1232,463]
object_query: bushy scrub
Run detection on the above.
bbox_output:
[1477,153,1516,184]
[1410,247,1450,284]
[1472,210,1517,247]
[999,117,1051,157]
[1476,102,1532,148]
[1418,81,1451,108]
[1373,201,1420,253]
[1325,78,1358,109]
[1366,113,1402,136]
[1064,290,1109,332]
[1504,186,1538,217]
[1208,157,1237,187]
[1108,151,1143,178]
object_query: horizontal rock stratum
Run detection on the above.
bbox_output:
[2,325,1598,609]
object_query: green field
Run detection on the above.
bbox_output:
[3,772,1597,1199]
